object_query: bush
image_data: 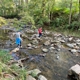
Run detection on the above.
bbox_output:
[0,50,12,63]
[0,17,7,27]
[70,21,80,30]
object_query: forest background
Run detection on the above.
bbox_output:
[0,0,80,32]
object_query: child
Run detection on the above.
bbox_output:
[13,31,23,48]
[38,27,42,37]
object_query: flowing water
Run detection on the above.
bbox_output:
[0,28,80,80]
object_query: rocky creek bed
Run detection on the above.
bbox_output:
[0,26,80,80]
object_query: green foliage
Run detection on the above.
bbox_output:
[18,69,27,80]
[0,62,3,74]
[70,21,80,30]
[0,0,79,31]
[30,72,37,77]
[0,50,12,63]
[0,17,7,27]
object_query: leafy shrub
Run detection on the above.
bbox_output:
[0,17,7,27]
[0,50,12,63]
[70,21,80,30]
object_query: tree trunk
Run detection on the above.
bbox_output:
[78,0,80,22]
[69,0,72,25]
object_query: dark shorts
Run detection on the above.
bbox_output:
[39,33,42,37]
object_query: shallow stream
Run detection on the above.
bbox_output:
[0,28,80,80]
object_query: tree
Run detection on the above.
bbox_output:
[78,0,80,22]
[69,0,72,25]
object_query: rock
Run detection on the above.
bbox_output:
[27,69,41,77]
[27,43,32,47]
[27,75,36,80]
[77,43,80,47]
[70,49,77,53]
[60,40,65,43]
[12,48,19,52]
[43,40,51,46]
[44,30,51,35]
[56,55,59,60]
[38,75,47,80]
[49,47,55,52]
[68,37,73,41]
[32,39,38,45]
[57,48,60,51]
[32,45,38,49]
[42,48,48,53]
[27,47,33,50]
[25,29,34,34]
[49,47,55,50]
[31,34,38,39]
[3,73,15,80]
[66,43,76,48]
[77,50,80,53]
[68,64,80,80]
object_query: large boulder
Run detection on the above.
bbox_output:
[68,64,80,80]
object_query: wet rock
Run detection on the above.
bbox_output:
[28,69,41,76]
[27,75,36,80]
[42,48,48,53]
[38,75,47,80]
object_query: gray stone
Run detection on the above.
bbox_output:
[38,75,47,80]
[66,43,76,48]
[42,48,48,53]
[43,40,51,46]
[68,37,73,41]
[70,49,77,53]
[68,64,80,80]
[27,75,36,80]
[32,39,38,45]
[27,43,32,47]
[28,69,41,76]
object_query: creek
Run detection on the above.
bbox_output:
[0,27,80,80]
